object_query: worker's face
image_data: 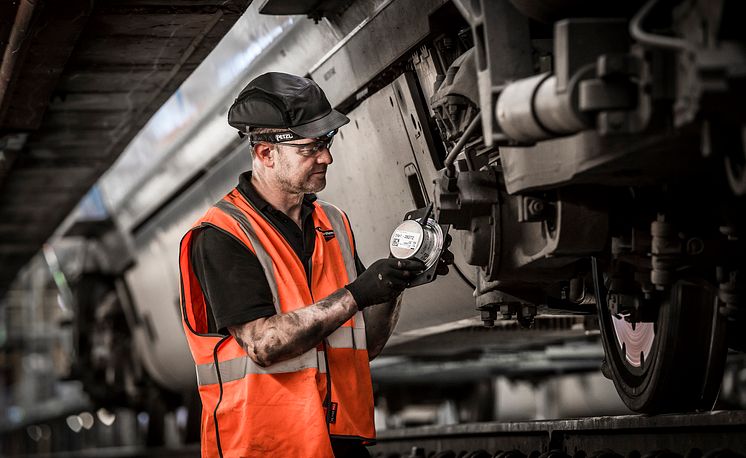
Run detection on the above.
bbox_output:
[272,138,334,194]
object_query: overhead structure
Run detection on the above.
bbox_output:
[0,0,251,297]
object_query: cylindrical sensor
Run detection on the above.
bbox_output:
[389,218,445,271]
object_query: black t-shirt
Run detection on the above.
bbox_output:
[190,171,365,334]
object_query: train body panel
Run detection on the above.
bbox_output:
[319,77,478,338]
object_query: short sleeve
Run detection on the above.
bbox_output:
[189,226,276,334]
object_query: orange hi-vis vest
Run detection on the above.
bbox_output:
[179,187,375,458]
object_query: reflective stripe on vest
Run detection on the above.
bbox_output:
[214,199,281,314]
[316,200,368,350]
[317,200,357,283]
[196,348,324,386]
[326,326,367,350]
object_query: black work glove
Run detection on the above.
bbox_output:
[345,258,425,309]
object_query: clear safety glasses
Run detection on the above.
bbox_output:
[276,136,334,157]
[247,129,336,157]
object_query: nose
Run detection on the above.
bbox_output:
[317,146,333,165]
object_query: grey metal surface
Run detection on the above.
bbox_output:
[123,148,250,392]
[0,0,251,297]
[453,0,533,145]
[498,129,700,194]
[319,78,478,337]
[308,0,447,108]
[390,72,479,287]
[259,0,350,18]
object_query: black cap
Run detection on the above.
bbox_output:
[228,72,349,138]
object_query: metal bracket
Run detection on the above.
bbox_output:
[452,0,532,146]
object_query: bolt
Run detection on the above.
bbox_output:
[529,200,544,214]
[500,304,513,321]
[480,309,497,328]
[526,198,545,218]
[686,237,705,255]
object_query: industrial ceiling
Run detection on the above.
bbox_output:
[0,0,251,297]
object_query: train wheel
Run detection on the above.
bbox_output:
[592,258,727,413]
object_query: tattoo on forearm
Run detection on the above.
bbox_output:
[233,333,247,350]
[229,288,354,366]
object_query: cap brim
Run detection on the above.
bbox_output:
[289,109,349,138]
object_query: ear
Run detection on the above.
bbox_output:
[253,143,275,168]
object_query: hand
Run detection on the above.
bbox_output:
[345,258,425,309]
[436,234,454,276]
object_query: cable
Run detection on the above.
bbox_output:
[629,0,695,53]
[443,111,482,171]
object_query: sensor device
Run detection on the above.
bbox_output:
[389,204,449,287]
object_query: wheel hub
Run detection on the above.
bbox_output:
[612,315,655,368]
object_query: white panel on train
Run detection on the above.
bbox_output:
[320,78,477,340]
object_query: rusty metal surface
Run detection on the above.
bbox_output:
[0,0,251,296]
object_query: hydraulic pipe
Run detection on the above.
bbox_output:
[443,111,482,172]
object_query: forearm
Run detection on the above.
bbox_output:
[229,288,357,367]
[363,293,403,360]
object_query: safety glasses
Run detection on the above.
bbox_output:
[247,129,337,157]
[277,136,334,157]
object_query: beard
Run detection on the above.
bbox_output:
[278,172,326,193]
[274,150,327,194]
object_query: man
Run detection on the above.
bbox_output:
[178,72,447,457]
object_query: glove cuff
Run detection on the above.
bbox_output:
[344,283,369,310]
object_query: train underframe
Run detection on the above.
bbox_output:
[423,0,746,413]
